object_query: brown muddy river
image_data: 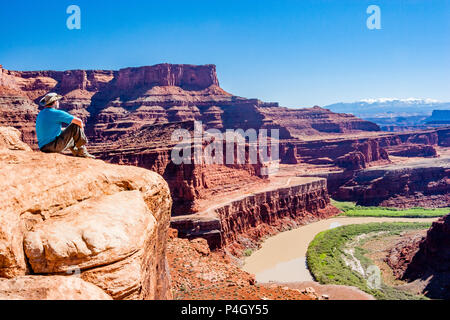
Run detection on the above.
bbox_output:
[242,216,438,283]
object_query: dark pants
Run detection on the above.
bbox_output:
[40,123,88,153]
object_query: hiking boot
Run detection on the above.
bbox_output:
[69,147,79,157]
[74,146,96,159]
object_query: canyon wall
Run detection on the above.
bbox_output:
[288,128,449,170]
[171,178,339,251]
[1,63,448,247]
[332,159,449,208]
[92,122,449,215]
[90,121,269,215]
[0,90,38,147]
[290,137,390,170]
[386,214,450,299]
[257,106,381,137]
[0,64,384,149]
[295,128,449,209]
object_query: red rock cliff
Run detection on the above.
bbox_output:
[114,64,219,91]
[0,64,384,148]
[386,214,450,299]
[171,178,340,251]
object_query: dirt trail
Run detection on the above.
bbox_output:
[242,216,438,283]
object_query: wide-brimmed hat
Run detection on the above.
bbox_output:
[39,92,63,107]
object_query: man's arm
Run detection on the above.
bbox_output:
[71,117,84,129]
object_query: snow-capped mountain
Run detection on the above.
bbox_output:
[324,98,450,118]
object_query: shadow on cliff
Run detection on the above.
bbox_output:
[402,214,450,299]
[403,255,450,299]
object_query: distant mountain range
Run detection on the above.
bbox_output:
[324,98,450,118]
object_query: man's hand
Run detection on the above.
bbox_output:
[71,117,84,129]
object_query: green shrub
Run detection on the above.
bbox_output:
[331,199,449,218]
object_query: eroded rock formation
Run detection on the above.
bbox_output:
[386,214,450,299]
[331,158,449,208]
[286,128,450,170]
[2,64,447,211]
[0,127,172,300]
[89,121,269,215]
[171,177,340,251]
[257,105,381,137]
[386,144,438,158]
[0,64,382,149]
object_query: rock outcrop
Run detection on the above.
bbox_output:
[285,128,450,170]
[386,144,438,158]
[437,127,450,147]
[331,158,449,208]
[385,232,427,280]
[0,276,112,300]
[0,126,172,300]
[0,126,32,151]
[257,106,381,138]
[285,136,390,170]
[386,214,450,299]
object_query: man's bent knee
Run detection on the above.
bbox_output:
[65,123,88,148]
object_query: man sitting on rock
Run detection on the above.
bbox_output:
[36,92,95,158]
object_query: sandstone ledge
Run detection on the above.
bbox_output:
[0,127,172,300]
[0,276,112,300]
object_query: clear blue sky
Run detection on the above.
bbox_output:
[0,0,449,107]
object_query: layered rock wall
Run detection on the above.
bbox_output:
[0,64,386,149]
[171,178,339,250]
[257,106,381,137]
[287,137,389,170]
[386,214,450,299]
[333,159,449,208]
[90,121,271,215]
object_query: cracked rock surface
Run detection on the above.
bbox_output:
[0,127,172,300]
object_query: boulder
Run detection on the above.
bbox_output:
[0,276,112,300]
[0,127,172,300]
[0,126,31,151]
[23,191,154,274]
